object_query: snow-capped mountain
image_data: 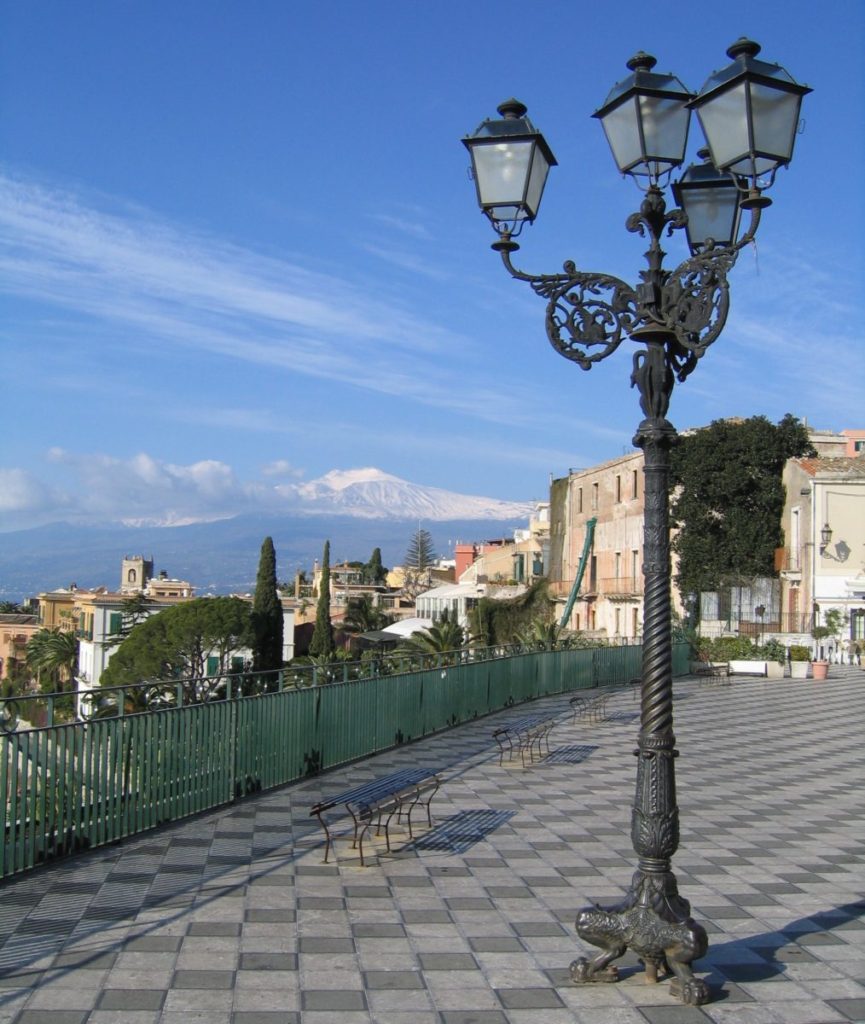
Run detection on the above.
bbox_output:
[292,468,534,521]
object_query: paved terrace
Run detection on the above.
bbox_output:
[0,668,863,1024]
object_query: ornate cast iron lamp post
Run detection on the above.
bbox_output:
[462,39,809,1005]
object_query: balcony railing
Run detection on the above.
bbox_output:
[0,642,692,880]
[548,577,642,599]
[738,613,814,636]
[598,576,643,597]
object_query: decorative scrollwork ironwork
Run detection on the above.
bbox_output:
[498,248,638,370]
[661,245,738,366]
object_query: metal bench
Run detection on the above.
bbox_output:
[309,768,440,866]
[570,692,611,725]
[693,661,730,687]
[492,714,556,767]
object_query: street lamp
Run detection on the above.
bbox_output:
[462,39,809,1007]
[755,604,766,647]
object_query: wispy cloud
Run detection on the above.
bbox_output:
[0,172,533,423]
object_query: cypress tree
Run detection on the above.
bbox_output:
[309,539,334,658]
[365,546,386,585]
[252,536,283,672]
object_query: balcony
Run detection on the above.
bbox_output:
[738,612,814,636]
[598,576,643,598]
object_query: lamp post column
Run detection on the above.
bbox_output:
[570,338,709,1005]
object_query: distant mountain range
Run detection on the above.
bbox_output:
[0,468,536,600]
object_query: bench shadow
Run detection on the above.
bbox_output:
[541,744,599,765]
[401,809,517,854]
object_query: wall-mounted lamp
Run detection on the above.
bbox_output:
[820,523,833,553]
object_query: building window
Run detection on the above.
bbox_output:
[108,612,123,635]
[615,552,621,578]
[591,483,599,510]
[632,470,639,499]
[614,608,621,634]
[578,487,583,513]
[207,656,220,676]
[632,550,639,579]
[127,569,136,583]
[632,607,639,636]
[615,475,621,503]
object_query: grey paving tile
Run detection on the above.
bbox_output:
[828,997,865,1020]
[363,970,424,990]
[298,938,354,953]
[231,1014,300,1023]
[495,986,565,1009]
[417,953,477,970]
[351,923,406,938]
[301,989,367,1010]
[96,990,166,1010]
[171,969,235,989]
[123,936,183,952]
[15,1015,90,1024]
[244,909,296,923]
[439,1013,508,1024]
[187,923,241,937]
[238,953,297,970]
[402,910,451,924]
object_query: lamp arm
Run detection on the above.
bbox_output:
[496,241,639,370]
[658,203,763,377]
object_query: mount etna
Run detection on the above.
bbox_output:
[0,468,536,600]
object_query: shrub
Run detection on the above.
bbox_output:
[789,645,810,662]
[696,636,785,664]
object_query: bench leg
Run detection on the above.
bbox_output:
[356,820,373,866]
[313,810,334,865]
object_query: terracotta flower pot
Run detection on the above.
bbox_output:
[811,660,829,680]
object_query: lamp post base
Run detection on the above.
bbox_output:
[570,870,710,1005]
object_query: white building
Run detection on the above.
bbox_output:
[780,452,865,658]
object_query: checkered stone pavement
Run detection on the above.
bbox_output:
[0,667,863,1023]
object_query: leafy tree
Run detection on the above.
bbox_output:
[252,536,283,672]
[26,628,79,691]
[669,414,814,598]
[403,528,437,598]
[309,540,334,658]
[363,547,387,585]
[99,597,252,701]
[469,580,554,646]
[101,593,151,648]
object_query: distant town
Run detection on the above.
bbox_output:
[2,420,863,722]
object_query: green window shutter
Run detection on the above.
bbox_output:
[231,657,244,673]
[206,656,220,676]
[109,612,123,635]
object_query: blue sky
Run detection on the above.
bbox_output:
[1,0,862,532]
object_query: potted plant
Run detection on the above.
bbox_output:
[757,639,786,679]
[811,624,831,679]
[789,645,811,679]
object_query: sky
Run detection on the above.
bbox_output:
[1,0,863,532]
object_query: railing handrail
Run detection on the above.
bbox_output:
[1,638,638,731]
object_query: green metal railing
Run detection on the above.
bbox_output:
[0,642,690,878]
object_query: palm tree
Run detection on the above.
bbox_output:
[399,616,467,665]
[341,594,392,636]
[26,628,79,691]
[515,618,562,650]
